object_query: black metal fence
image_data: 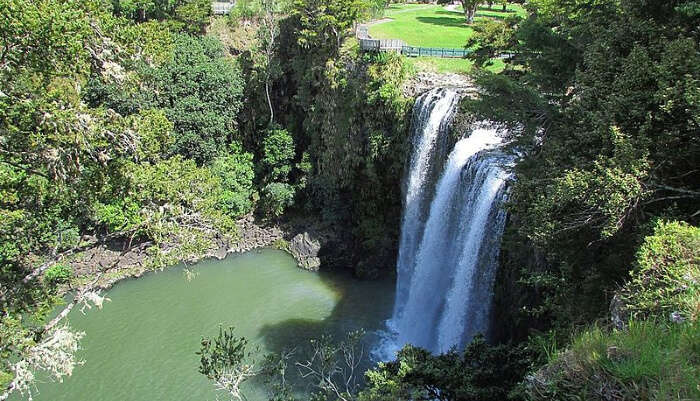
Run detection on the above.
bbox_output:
[356,24,471,59]
[401,46,471,58]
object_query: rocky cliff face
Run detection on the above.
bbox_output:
[402,72,478,98]
[489,219,552,343]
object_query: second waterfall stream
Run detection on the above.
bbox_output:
[378,88,513,357]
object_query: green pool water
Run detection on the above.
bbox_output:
[14,249,394,401]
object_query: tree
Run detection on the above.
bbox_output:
[198,327,258,401]
[295,330,366,401]
[210,143,256,217]
[292,0,373,54]
[175,0,211,34]
[262,128,296,183]
[148,34,245,165]
[459,0,480,23]
[465,16,519,66]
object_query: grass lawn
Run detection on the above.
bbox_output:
[368,3,525,48]
[405,56,505,75]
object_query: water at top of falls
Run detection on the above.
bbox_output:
[375,92,513,359]
[394,88,462,319]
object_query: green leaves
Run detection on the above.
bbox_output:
[0,0,97,83]
[359,337,533,401]
[618,221,700,322]
[292,0,372,53]
[465,17,519,67]
[175,0,212,34]
[43,264,73,285]
[211,144,256,217]
[148,34,244,164]
[198,326,249,380]
[262,128,296,183]
[261,182,295,217]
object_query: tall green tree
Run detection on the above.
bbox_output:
[148,34,245,164]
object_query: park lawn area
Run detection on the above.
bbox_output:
[369,5,473,48]
[369,3,525,48]
[406,56,505,75]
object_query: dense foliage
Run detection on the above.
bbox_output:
[461,1,700,399]
[0,0,255,394]
[616,220,699,324]
[359,337,533,401]
[465,0,699,330]
[149,34,244,164]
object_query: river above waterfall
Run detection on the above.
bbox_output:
[14,250,394,401]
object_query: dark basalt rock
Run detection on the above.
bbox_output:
[288,232,322,271]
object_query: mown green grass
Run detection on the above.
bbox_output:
[369,3,525,48]
[405,56,504,75]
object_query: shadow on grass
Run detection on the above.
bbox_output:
[434,9,514,21]
[415,16,469,28]
[438,7,515,19]
[477,5,517,13]
[476,12,510,20]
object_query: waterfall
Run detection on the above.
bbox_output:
[394,88,462,320]
[380,89,512,357]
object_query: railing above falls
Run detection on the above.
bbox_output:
[356,24,471,58]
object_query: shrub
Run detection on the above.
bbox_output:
[44,264,73,285]
[260,182,295,217]
[618,220,699,323]
[92,198,144,233]
[261,128,295,183]
[210,144,256,217]
[360,336,533,401]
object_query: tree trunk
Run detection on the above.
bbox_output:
[466,6,476,23]
[461,1,478,23]
[265,79,274,124]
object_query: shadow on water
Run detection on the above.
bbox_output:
[256,266,395,390]
[259,267,395,351]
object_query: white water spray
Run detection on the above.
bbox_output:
[378,89,512,358]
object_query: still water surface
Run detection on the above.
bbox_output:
[15,249,394,401]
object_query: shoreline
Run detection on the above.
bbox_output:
[62,214,331,296]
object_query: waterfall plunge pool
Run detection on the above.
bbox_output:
[14,249,395,401]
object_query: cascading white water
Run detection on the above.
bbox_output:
[434,151,512,352]
[393,88,462,320]
[379,89,512,357]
